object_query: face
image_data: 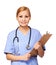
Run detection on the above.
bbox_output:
[16,10,31,27]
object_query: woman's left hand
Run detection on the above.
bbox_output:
[34,42,41,50]
[34,42,44,57]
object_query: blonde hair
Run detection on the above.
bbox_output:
[16,6,31,17]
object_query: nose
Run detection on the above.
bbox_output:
[22,17,25,21]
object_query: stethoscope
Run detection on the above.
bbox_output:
[13,26,31,50]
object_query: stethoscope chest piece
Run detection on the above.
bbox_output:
[26,44,31,50]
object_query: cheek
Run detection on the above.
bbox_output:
[27,18,30,22]
[17,18,22,22]
[26,17,30,21]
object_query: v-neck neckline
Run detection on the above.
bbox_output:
[18,28,30,36]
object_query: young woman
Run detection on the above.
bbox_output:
[4,6,45,65]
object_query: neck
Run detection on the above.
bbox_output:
[19,25,30,31]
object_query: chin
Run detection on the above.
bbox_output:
[20,24,28,27]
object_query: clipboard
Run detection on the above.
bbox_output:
[30,32,52,57]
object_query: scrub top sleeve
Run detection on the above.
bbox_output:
[35,31,42,42]
[35,31,46,51]
[4,32,14,54]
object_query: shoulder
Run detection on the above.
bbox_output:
[7,29,16,38]
[31,28,42,41]
[31,28,41,34]
[31,28,42,38]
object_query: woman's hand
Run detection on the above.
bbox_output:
[34,42,41,50]
[6,53,31,61]
[34,42,44,57]
[21,53,31,61]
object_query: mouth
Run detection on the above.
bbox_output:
[21,22,27,24]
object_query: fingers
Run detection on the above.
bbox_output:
[34,44,40,49]
[34,42,41,50]
[26,53,31,59]
[22,53,31,61]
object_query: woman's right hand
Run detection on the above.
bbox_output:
[6,53,31,61]
[21,53,31,61]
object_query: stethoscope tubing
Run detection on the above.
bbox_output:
[13,26,31,50]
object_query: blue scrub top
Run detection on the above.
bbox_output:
[4,28,42,65]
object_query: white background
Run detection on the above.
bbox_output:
[0,0,56,65]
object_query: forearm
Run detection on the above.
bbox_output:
[38,46,44,57]
[6,53,22,61]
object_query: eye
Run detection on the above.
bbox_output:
[25,16,29,18]
[19,16,22,18]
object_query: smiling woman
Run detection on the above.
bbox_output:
[4,6,45,65]
[16,6,31,27]
[0,0,56,65]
